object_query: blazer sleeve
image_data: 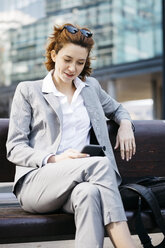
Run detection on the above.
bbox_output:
[6,83,50,168]
[92,78,132,125]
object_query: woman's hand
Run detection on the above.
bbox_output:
[114,119,136,161]
[47,148,89,163]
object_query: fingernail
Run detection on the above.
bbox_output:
[86,154,90,157]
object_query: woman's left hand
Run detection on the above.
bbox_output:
[114,119,136,161]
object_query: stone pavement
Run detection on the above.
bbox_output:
[0,234,163,248]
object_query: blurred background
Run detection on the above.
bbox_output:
[0,0,163,120]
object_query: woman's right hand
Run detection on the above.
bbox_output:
[48,148,89,163]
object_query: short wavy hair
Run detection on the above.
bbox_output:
[44,23,94,81]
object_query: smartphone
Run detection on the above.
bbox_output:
[81,144,106,157]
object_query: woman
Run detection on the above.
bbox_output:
[6,23,136,248]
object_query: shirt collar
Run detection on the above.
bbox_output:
[74,77,87,91]
[42,70,62,96]
[42,70,88,96]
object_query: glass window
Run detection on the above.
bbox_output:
[111,0,162,65]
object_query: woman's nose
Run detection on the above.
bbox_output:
[68,63,76,72]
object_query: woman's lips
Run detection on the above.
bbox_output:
[65,72,74,78]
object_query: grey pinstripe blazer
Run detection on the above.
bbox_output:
[6,76,132,188]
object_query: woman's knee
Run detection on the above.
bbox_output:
[72,182,100,207]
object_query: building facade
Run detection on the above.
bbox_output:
[0,0,45,19]
[0,0,163,119]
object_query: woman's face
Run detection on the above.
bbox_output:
[51,43,88,85]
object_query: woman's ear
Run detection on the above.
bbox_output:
[51,50,56,62]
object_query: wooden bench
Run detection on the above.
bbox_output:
[0,118,165,244]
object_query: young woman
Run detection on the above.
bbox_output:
[6,23,136,248]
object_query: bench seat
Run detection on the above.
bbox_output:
[1,192,165,244]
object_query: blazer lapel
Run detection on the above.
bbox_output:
[43,93,63,125]
[42,71,63,125]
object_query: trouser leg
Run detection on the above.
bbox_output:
[63,182,105,248]
[16,156,126,225]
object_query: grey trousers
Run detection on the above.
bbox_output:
[16,156,126,248]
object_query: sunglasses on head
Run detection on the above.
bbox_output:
[62,25,93,38]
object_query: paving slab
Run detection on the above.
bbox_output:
[0,234,163,248]
[0,183,13,193]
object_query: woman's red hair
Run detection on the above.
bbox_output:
[44,23,94,81]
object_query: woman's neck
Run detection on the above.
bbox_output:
[52,72,76,103]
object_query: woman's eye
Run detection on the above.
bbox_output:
[64,59,70,62]
[78,62,84,65]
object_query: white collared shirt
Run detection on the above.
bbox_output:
[42,71,91,163]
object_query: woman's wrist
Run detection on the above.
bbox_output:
[120,119,132,127]
[120,119,135,132]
